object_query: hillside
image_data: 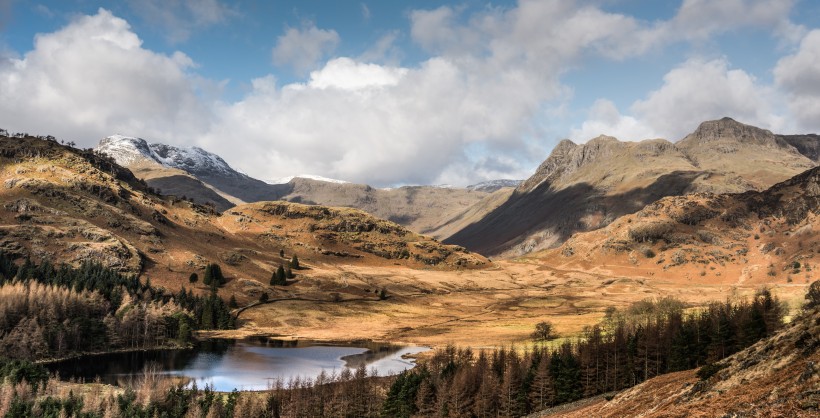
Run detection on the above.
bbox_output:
[447,118,818,257]
[536,164,820,292]
[548,303,820,417]
[95,135,510,239]
[1,134,485,294]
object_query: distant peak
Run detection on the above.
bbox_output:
[467,179,522,193]
[96,134,155,166]
[587,134,620,143]
[271,174,349,185]
[556,138,577,147]
[95,135,242,178]
[678,117,797,152]
[694,117,759,131]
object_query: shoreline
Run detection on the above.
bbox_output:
[35,343,193,365]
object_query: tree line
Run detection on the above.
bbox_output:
[381,290,786,417]
[0,285,796,417]
[0,251,234,361]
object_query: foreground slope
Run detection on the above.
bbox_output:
[448,118,817,257]
[548,304,820,417]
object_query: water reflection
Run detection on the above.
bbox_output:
[48,339,428,391]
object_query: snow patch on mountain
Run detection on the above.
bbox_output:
[466,179,522,193]
[96,135,159,166]
[271,174,349,185]
[96,135,240,178]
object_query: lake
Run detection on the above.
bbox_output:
[47,339,429,391]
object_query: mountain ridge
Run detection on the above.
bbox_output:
[446,117,819,257]
[94,135,515,239]
[2,134,486,292]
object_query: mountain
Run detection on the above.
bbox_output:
[272,174,349,184]
[533,162,820,294]
[3,134,486,293]
[782,133,820,162]
[466,179,522,193]
[95,135,287,209]
[94,135,513,238]
[447,118,818,257]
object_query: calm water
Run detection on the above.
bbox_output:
[48,339,429,391]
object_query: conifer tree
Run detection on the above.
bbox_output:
[271,265,287,285]
[203,264,213,286]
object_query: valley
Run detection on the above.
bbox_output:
[2,123,820,417]
[4,127,820,349]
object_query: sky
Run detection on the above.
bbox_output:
[0,0,819,187]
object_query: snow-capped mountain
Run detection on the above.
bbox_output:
[272,174,349,185]
[96,135,158,166]
[93,135,516,241]
[466,179,522,193]
[96,135,240,178]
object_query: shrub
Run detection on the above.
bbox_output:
[806,280,820,309]
[628,222,673,243]
[530,321,556,341]
[696,362,727,381]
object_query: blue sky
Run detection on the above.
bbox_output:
[1,1,819,187]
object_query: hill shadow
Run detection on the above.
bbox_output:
[444,171,705,256]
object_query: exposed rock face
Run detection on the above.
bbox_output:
[677,116,792,148]
[782,134,820,162]
[447,118,819,258]
[516,139,580,194]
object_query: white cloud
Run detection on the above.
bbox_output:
[127,0,237,43]
[307,58,406,90]
[0,8,210,144]
[570,99,658,142]
[202,57,481,186]
[669,0,805,44]
[0,3,811,188]
[272,22,340,74]
[631,58,784,140]
[361,3,371,20]
[774,29,820,132]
